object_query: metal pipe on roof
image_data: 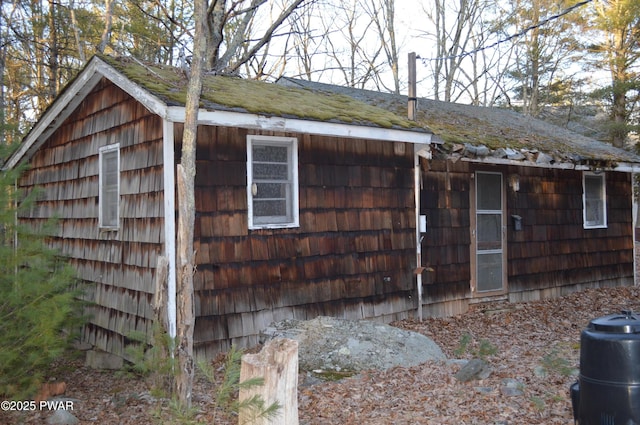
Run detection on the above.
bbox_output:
[408,52,417,121]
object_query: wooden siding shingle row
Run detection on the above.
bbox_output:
[507,167,634,299]
[182,124,418,358]
[17,79,164,359]
[420,158,472,314]
[421,159,634,315]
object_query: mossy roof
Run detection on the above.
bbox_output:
[278,77,640,166]
[100,55,424,131]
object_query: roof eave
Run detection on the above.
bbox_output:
[3,59,102,170]
[166,106,431,144]
[460,156,640,172]
[3,56,170,170]
[610,162,640,173]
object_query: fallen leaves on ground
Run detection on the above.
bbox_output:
[4,286,640,425]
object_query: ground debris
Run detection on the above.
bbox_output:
[5,286,640,425]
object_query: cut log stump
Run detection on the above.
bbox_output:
[239,338,298,425]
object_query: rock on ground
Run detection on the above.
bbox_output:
[262,316,446,374]
[454,358,492,382]
[46,409,78,425]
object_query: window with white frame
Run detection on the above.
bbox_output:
[99,144,120,229]
[247,135,299,229]
[583,172,607,229]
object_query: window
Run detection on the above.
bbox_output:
[99,144,120,229]
[583,172,607,229]
[247,135,299,229]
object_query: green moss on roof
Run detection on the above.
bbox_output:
[273,77,640,164]
[413,104,634,162]
[424,120,524,150]
[101,55,420,130]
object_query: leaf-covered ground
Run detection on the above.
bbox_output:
[5,285,640,425]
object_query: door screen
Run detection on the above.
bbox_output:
[475,172,504,293]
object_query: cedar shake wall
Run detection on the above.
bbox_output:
[178,124,418,358]
[507,166,634,301]
[421,159,634,313]
[17,79,164,358]
[419,158,472,316]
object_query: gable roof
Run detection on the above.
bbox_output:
[278,77,640,171]
[3,55,431,170]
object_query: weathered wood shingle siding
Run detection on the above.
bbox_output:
[420,159,634,314]
[17,78,164,358]
[507,167,634,300]
[179,124,417,358]
[419,158,472,316]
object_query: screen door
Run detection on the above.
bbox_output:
[474,172,505,293]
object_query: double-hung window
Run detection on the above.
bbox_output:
[583,172,607,229]
[99,144,120,229]
[247,135,299,229]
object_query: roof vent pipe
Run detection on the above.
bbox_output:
[408,52,417,121]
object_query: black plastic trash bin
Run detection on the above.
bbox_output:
[571,310,640,425]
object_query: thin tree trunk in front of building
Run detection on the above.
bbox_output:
[175,165,195,407]
[174,0,207,407]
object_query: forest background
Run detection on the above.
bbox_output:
[0,0,638,149]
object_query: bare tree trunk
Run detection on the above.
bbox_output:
[152,256,172,392]
[97,0,115,54]
[288,3,319,80]
[431,0,444,100]
[47,0,59,98]
[205,0,226,70]
[175,166,195,406]
[153,256,169,336]
[68,0,85,63]
[0,0,6,144]
[175,0,207,408]
[214,0,307,74]
[365,0,400,94]
[384,0,400,94]
[31,0,49,113]
[239,339,299,425]
[523,0,541,117]
[610,76,630,148]
[608,26,632,148]
[426,0,473,101]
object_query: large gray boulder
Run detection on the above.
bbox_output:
[261,316,446,375]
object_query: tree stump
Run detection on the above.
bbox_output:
[239,338,298,425]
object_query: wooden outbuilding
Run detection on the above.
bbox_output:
[5,55,640,361]
[3,56,432,359]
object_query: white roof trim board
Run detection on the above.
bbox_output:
[165,106,431,144]
[460,156,640,173]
